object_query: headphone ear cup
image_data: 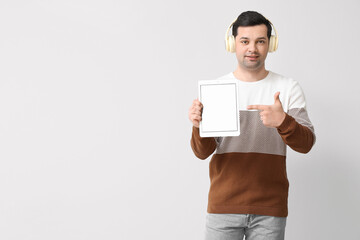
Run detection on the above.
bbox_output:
[268,35,278,52]
[225,35,235,53]
[228,35,235,53]
[225,36,230,52]
[269,35,275,52]
[274,35,278,51]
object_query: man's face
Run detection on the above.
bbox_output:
[234,24,269,71]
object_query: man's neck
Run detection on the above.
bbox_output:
[233,67,269,82]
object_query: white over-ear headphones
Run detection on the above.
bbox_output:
[225,17,279,53]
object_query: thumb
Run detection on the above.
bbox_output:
[274,92,281,104]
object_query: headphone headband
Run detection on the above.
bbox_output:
[225,18,238,42]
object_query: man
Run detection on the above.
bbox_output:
[188,11,315,240]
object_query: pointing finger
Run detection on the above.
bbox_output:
[247,105,267,111]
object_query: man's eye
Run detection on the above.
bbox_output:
[258,40,266,44]
[241,41,248,44]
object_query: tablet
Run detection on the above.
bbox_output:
[198,79,240,137]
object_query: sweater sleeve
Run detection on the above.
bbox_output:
[190,126,217,160]
[277,80,316,153]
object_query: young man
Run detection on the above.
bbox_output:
[188,11,315,240]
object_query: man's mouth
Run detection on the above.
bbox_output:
[246,55,259,61]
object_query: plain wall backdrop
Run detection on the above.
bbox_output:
[0,0,359,239]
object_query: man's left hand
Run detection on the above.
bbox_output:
[247,92,286,128]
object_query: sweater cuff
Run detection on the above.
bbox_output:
[277,113,295,133]
[192,126,201,138]
[192,126,215,140]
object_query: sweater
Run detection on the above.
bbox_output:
[190,71,315,217]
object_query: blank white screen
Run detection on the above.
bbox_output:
[200,83,238,132]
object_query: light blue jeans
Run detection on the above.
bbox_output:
[205,213,286,240]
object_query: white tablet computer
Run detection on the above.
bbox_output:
[198,79,240,137]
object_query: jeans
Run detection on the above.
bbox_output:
[205,213,287,240]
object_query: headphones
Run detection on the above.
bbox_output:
[225,17,279,53]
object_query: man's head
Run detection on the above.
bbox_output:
[232,11,272,41]
[232,11,273,71]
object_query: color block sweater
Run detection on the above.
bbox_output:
[191,71,315,217]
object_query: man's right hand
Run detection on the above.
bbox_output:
[188,99,203,128]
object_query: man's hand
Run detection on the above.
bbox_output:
[247,92,286,128]
[188,99,203,128]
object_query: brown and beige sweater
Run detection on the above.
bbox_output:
[191,71,315,217]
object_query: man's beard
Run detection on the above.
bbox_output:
[242,58,262,69]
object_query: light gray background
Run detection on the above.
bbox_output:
[0,0,359,239]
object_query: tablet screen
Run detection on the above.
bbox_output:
[198,80,240,137]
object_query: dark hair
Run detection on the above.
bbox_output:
[232,11,272,40]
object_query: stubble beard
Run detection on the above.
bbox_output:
[241,58,263,70]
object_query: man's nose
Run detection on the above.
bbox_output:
[248,42,257,53]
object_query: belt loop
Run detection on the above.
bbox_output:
[246,214,251,226]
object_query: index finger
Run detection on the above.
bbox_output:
[193,99,203,107]
[247,105,267,111]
